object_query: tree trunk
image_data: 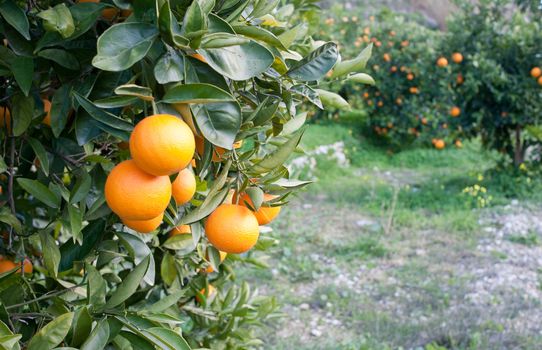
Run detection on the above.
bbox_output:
[514,125,524,167]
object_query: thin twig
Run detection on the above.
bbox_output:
[5,285,80,310]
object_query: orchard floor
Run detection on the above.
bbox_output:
[237,123,542,350]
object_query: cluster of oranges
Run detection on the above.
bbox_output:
[531,67,542,85]
[105,113,281,258]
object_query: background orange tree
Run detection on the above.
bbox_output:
[0,0,372,348]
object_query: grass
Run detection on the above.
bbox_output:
[237,122,542,349]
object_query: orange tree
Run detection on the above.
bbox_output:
[316,7,462,150]
[0,0,371,348]
[443,0,542,165]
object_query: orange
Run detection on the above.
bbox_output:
[450,106,461,117]
[383,53,391,62]
[122,213,163,233]
[409,87,419,94]
[434,139,445,150]
[205,204,259,254]
[395,98,402,105]
[363,92,370,99]
[0,257,32,274]
[172,168,196,205]
[538,76,542,86]
[130,114,195,176]
[105,160,172,220]
[437,57,448,67]
[42,99,52,126]
[455,140,463,148]
[456,74,464,84]
[401,40,409,47]
[195,136,243,162]
[390,66,397,73]
[169,224,191,236]
[196,284,216,303]
[530,67,541,78]
[0,106,11,129]
[377,101,383,107]
[237,193,281,225]
[77,0,118,20]
[452,52,463,64]
[205,251,227,273]
[421,117,428,125]
[406,73,414,81]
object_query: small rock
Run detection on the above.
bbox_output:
[299,303,309,310]
[310,329,322,337]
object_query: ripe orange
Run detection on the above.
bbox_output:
[530,67,541,78]
[205,204,259,254]
[395,98,402,105]
[434,139,445,150]
[42,99,52,126]
[389,30,396,37]
[401,40,409,47]
[0,257,32,274]
[406,73,414,81]
[0,106,11,129]
[205,251,227,273]
[538,76,542,86]
[375,41,382,47]
[122,213,163,233]
[363,92,370,99]
[409,87,419,94]
[452,52,463,63]
[237,193,281,225]
[130,114,195,176]
[421,117,428,125]
[390,66,397,73]
[383,53,391,62]
[172,168,196,205]
[195,136,243,162]
[450,106,461,117]
[456,74,464,84]
[455,140,463,148]
[437,57,448,67]
[169,224,191,236]
[105,160,172,220]
[377,101,383,107]
[196,284,216,303]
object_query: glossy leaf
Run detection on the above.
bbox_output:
[104,255,150,309]
[154,50,184,84]
[0,0,29,40]
[192,102,241,149]
[141,328,190,350]
[17,178,60,208]
[199,41,274,80]
[59,220,106,272]
[27,312,74,350]
[10,56,33,96]
[315,89,350,110]
[86,264,107,308]
[232,25,287,51]
[80,319,109,350]
[114,84,154,101]
[27,138,50,176]
[70,307,92,348]
[200,33,249,49]
[40,231,61,278]
[37,4,75,39]
[73,92,133,132]
[251,129,304,174]
[38,49,79,70]
[331,43,373,78]
[286,42,338,81]
[115,232,155,286]
[50,84,73,137]
[11,93,33,137]
[92,23,159,71]
[345,72,375,85]
[163,83,235,104]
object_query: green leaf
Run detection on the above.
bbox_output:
[92,23,158,71]
[290,84,322,109]
[114,84,153,101]
[180,184,230,225]
[245,187,264,210]
[0,334,21,350]
[160,252,177,286]
[27,138,50,176]
[200,33,249,49]
[104,255,150,309]
[251,129,304,174]
[163,83,235,104]
[286,42,338,81]
[17,178,60,208]
[11,93,34,136]
[331,43,372,78]
[73,91,133,132]
[278,23,306,49]
[27,312,74,350]
[86,264,106,308]
[67,205,83,243]
[158,1,189,48]
[282,112,307,135]
[154,50,184,84]
[50,84,73,137]
[70,172,91,204]
[315,89,350,110]
[192,101,241,149]
[10,56,33,96]
[80,319,109,350]
[199,41,274,80]
[345,73,375,85]
[40,231,61,278]
[38,49,79,70]
[115,232,155,286]
[232,25,287,51]
[249,0,280,19]
[59,220,106,272]
[147,291,185,312]
[37,4,75,39]
[141,328,190,350]
[0,0,30,40]
[0,207,22,234]
[162,234,195,253]
[0,156,6,173]
[181,0,207,40]
[93,96,139,109]
[118,331,154,350]
[70,307,92,348]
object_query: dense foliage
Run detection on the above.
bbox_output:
[0,0,372,349]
